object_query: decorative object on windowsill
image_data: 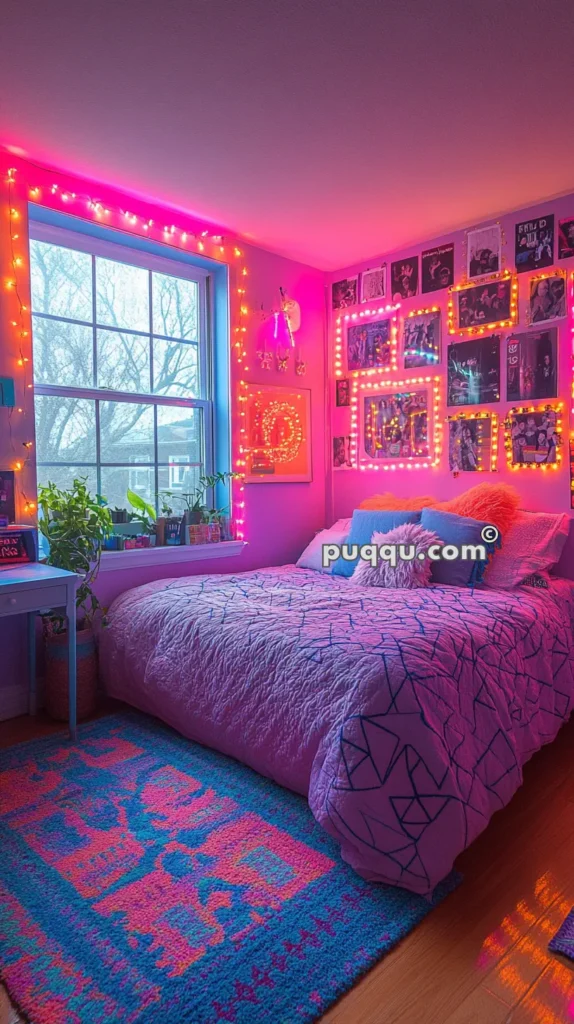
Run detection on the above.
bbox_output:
[110,507,129,524]
[167,472,238,542]
[188,522,222,545]
[37,478,112,721]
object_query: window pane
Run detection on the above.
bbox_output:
[100,466,154,513]
[157,405,202,464]
[158,463,201,502]
[152,272,198,340]
[153,338,199,397]
[97,330,150,393]
[30,240,92,321]
[99,401,154,464]
[34,395,96,464]
[95,257,149,332]
[36,464,98,498]
[33,317,93,388]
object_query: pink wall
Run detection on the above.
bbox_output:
[328,195,574,521]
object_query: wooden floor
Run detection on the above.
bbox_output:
[1,709,574,1024]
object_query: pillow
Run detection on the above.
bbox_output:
[359,492,438,512]
[331,509,421,578]
[350,522,440,589]
[484,511,570,589]
[296,518,351,573]
[420,507,495,587]
[433,483,520,536]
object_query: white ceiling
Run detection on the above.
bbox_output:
[2,0,574,270]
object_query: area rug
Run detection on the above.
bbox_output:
[549,909,574,961]
[0,713,457,1023]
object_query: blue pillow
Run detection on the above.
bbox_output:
[420,507,496,587]
[331,509,421,578]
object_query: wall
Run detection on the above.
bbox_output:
[328,196,574,521]
[0,153,327,704]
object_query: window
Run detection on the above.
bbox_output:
[29,222,214,514]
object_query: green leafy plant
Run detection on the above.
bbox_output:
[126,489,156,533]
[172,472,238,518]
[37,478,112,631]
[158,492,176,517]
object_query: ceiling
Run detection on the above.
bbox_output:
[2,0,574,270]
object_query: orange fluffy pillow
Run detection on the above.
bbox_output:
[359,493,438,511]
[433,483,520,535]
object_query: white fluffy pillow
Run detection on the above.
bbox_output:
[350,522,440,589]
[484,510,570,589]
[296,518,351,572]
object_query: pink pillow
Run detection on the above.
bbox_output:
[351,522,440,589]
[484,511,570,589]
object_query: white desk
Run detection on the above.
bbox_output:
[0,564,78,740]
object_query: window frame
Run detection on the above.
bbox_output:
[29,219,215,513]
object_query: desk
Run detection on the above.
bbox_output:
[0,565,78,740]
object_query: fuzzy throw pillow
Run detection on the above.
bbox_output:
[433,483,520,536]
[350,521,440,589]
[359,492,438,512]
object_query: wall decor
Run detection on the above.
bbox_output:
[505,403,563,469]
[515,215,555,274]
[336,378,351,407]
[390,257,419,300]
[527,271,566,324]
[350,374,441,470]
[332,277,358,309]
[421,243,454,292]
[333,303,400,378]
[447,335,500,407]
[558,218,574,260]
[360,265,386,303]
[0,378,15,408]
[333,436,353,469]
[402,308,440,369]
[346,315,395,373]
[570,439,574,508]
[447,413,496,473]
[242,383,312,483]
[466,224,502,280]
[506,328,557,402]
[0,471,16,523]
[447,274,518,335]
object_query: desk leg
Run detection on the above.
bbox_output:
[67,589,77,742]
[28,611,37,716]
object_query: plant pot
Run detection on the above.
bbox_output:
[44,627,97,721]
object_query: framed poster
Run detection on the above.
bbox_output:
[361,388,430,461]
[466,224,502,280]
[449,276,517,334]
[506,404,563,467]
[333,436,353,469]
[332,277,358,309]
[360,266,386,303]
[402,308,440,369]
[335,378,351,406]
[506,329,557,402]
[243,384,312,483]
[447,335,500,406]
[346,316,393,372]
[421,243,454,292]
[0,471,16,524]
[558,218,574,260]
[515,215,555,274]
[527,272,566,324]
[390,256,419,300]
[448,414,496,473]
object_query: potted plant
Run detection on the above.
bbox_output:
[126,489,156,547]
[37,478,112,721]
[173,472,237,542]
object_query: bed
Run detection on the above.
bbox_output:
[99,567,574,895]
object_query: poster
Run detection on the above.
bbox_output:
[447,335,500,406]
[421,243,454,292]
[455,279,513,329]
[335,378,351,406]
[390,257,419,300]
[346,317,392,371]
[515,215,555,274]
[360,266,386,302]
[362,389,429,460]
[466,224,501,279]
[0,471,15,524]
[448,416,493,472]
[506,329,557,401]
[332,277,358,309]
[243,384,312,482]
[402,309,440,368]
[333,436,353,469]
[508,408,561,465]
[558,218,574,260]
[528,274,566,323]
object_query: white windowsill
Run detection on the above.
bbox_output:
[100,540,246,572]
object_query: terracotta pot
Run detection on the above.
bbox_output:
[44,627,97,721]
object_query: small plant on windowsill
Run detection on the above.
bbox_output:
[37,477,112,722]
[173,472,238,526]
[126,489,156,547]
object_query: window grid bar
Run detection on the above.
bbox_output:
[34,383,210,411]
[95,399,102,498]
[32,310,200,348]
[91,255,98,388]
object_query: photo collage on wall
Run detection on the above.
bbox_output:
[332,203,571,473]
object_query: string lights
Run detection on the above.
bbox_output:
[334,302,400,379]
[349,374,441,470]
[504,402,563,472]
[446,412,498,472]
[447,271,518,336]
[1,159,250,536]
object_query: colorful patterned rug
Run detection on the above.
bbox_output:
[0,713,457,1023]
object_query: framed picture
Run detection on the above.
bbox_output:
[515,215,555,274]
[506,329,557,402]
[506,405,563,467]
[390,257,419,300]
[335,378,351,407]
[361,388,430,461]
[360,266,386,303]
[447,335,500,407]
[527,272,566,324]
[0,471,15,524]
[346,316,393,372]
[558,218,574,260]
[448,275,517,334]
[332,277,358,310]
[421,243,454,292]
[242,384,312,483]
[402,308,440,369]
[448,414,496,473]
[466,224,502,280]
[333,436,353,469]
